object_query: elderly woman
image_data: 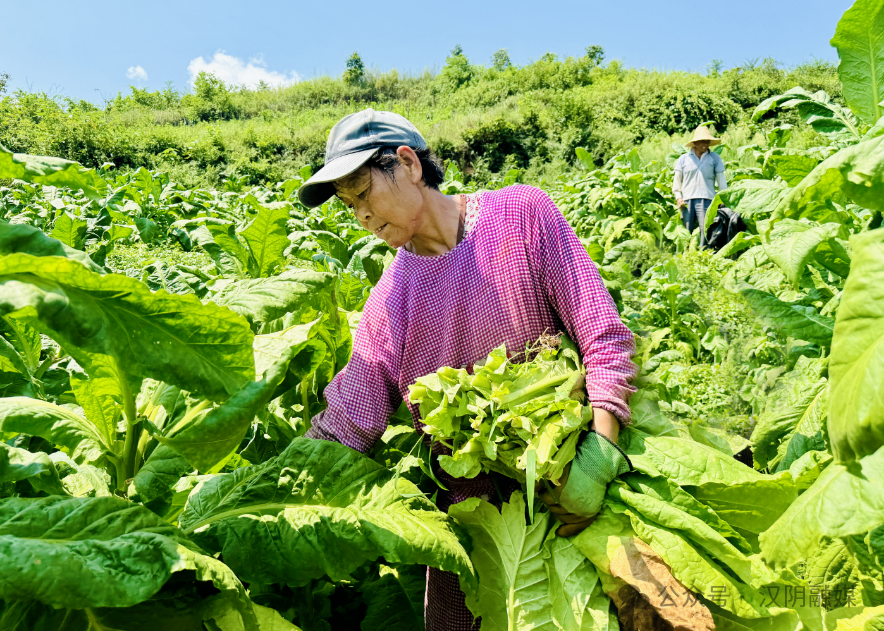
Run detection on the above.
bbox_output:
[673,125,728,248]
[298,108,637,631]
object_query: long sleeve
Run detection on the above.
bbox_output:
[304,303,401,453]
[524,189,638,424]
[716,170,728,193]
[673,169,684,199]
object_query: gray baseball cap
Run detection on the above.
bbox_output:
[298,108,427,207]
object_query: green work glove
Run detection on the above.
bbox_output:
[558,431,632,519]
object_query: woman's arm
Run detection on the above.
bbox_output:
[525,188,638,425]
[715,154,728,194]
[305,307,401,453]
[673,166,684,208]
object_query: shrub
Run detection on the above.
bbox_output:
[182,72,239,122]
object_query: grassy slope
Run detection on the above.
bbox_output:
[1,54,841,188]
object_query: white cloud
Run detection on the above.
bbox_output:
[187,51,299,89]
[126,65,148,82]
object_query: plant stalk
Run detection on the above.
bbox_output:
[301,378,312,431]
[119,378,139,490]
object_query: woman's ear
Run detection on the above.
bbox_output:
[396,146,424,186]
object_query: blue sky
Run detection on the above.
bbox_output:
[2,0,852,103]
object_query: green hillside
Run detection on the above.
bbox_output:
[0,49,839,187]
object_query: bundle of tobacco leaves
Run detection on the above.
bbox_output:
[409,334,589,489]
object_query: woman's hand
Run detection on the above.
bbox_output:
[676,198,684,209]
[537,466,598,537]
[537,407,621,537]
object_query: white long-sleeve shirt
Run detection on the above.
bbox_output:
[673,150,727,200]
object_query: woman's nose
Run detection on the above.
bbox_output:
[355,204,371,224]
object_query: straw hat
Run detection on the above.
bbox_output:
[685,125,722,148]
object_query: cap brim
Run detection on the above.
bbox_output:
[297,148,377,207]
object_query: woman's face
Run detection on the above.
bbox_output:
[693,140,711,154]
[334,153,424,249]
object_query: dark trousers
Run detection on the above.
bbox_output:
[681,198,711,248]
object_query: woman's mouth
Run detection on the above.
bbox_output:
[373,224,388,237]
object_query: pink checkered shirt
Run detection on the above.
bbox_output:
[305,184,637,630]
[307,184,637,451]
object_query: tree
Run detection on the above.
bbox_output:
[0,72,9,95]
[439,45,473,90]
[584,45,605,67]
[343,52,365,85]
[492,49,512,71]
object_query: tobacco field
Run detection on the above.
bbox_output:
[1,1,884,630]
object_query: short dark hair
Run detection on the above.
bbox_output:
[366,146,446,190]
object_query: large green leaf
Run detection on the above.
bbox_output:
[573,508,715,629]
[0,397,109,462]
[829,228,884,463]
[740,288,835,346]
[179,438,474,588]
[831,0,884,124]
[613,502,779,619]
[0,224,104,272]
[770,154,822,187]
[211,270,337,334]
[815,237,853,279]
[447,492,555,631]
[128,444,194,505]
[763,220,842,287]
[336,273,371,311]
[347,238,395,286]
[204,593,303,631]
[189,224,249,277]
[0,594,291,631]
[288,230,350,266]
[628,390,679,437]
[240,202,291,277]
[771,135,884,224]
[134,216,160,244]
[803,538,862,609]
[0,443,67,495]
[709,606,803,631]
[142,261,211,297]
[0,313,41,374]
[609,481,786,590]
[0,253,255,402]
[705,180,789,233]
[620,429,764,486]
[832,606,884,630]
[688,476,797,534]
[70,372,119,450]
[759,446,884,570]
[622,473,751,550]
[0,496,254,620]
[0,144,101,200]
[50,212,88,250]
[159,323,326,472]
[750,357,828,470]
[753,88,862,140]
[0,334,34,397]
[543,534,615,631]
[360,564,426,631]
